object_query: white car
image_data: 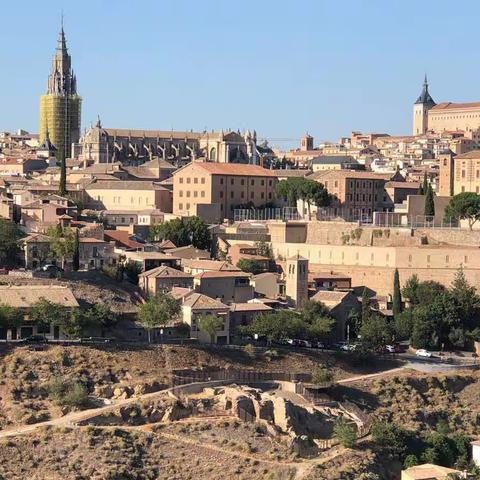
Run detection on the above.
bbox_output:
[415,349,432,358]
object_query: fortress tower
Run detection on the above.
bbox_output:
[413,75,435,135]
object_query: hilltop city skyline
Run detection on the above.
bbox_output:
[2,0,480,146]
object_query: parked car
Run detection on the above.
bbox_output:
[21,335,48,344]
[415,348,432,358]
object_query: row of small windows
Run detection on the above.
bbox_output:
[178,177,272,187]
[96,195,150,205]
[179,190,206,198]
[179,177,206,184]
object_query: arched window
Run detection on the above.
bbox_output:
[209,147,216,161]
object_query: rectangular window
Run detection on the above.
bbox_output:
[230,191,234,199]
[179,191,183,197]
[201,191,205,197]
[179,203,183,210]
[179,177,184,184]
[261,192,264,199]
[230,178,234,185]
[187,177,191,184]
[194,191,198,198]
[194,178,198,184]
[201,178,205,184]
[186,191,191,197]
[251,180,255,186]
[261,179,265,186]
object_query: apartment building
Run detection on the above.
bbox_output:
[309,169,401,219]
[85,180,172,212]
[172,162,277,222]
[438,150,480,196]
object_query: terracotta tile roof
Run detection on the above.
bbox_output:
[230,303,272,312]
[21,233,52,243]
[181,292,228,310]
[194,271,250,279]
[271,169,311,177]
[104,230,145,249]
[138,265,193,279]
[156,239,176,249]
[86,180,169,191]
[79,237,106,243]
[311,290,351,305]
[310,169,395,182]
[454,150,480,159]
[385,181,420,189]
[0,285,79,308]
[181,259,239,271]
[169,287,193,300]
[177,162,276,177]
[431,101,480,110]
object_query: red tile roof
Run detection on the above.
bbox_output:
[431,101,480,110]
[179,162,276,177]
[104,230,144,249]
[194,271,250,279]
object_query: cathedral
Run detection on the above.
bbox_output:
[73,122,260,166]
[413,76,480,135]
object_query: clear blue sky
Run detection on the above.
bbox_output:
[1,0,479,148]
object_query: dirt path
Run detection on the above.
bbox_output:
[337,366,406,384]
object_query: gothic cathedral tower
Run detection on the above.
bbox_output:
[413,75,435,135]
[39,23,82,193]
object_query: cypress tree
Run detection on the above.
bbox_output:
[59,158,67,196]
[361,287,371,325]
[72,228,80,271]
[424,183,435,217]
[392,268,402,316]
[422,173,428,196]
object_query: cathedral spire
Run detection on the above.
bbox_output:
[47,20,76,95]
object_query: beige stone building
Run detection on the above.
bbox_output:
[413,76,480,135]
[0,285,78,340]
[438,150,480,196]
[172,162,277,222]
[193,271,254,304]
[138,265,193,296]
[85,180,172,212]
[308,170,400,220]
[179,291,230,344]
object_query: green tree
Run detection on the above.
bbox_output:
[311,365,334,385]
[83,303,117,330]
[149,216,211,250]
[0,218,22,267]
[404,454,419,469]
[0,303,22,328]
[422,173,428,197]
[359,314,393,350]
[236,258,265,275]
[333,417,356,448]
[301,300,336,343]
[29,298,71,333]
[254,241,274,259]
[198,314,225,344]
[137,293,180,342]
[62,309,86,338]
[242,310,305,344]
[58,158,67,196]
[444,192,480,230]
[392,268,402,316]
[275,177,330,212]
[450,267,480,330]
[185,216,211,250]
[124,260,142,285]
[394,309,413,340]
[47,226,76,269]
[402,274,420,306]
[361,288,371,325]
[371,421,411,460]
[425,183,435,217]
[72,228,80,271]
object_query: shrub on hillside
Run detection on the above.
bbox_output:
[47,379,88,408]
